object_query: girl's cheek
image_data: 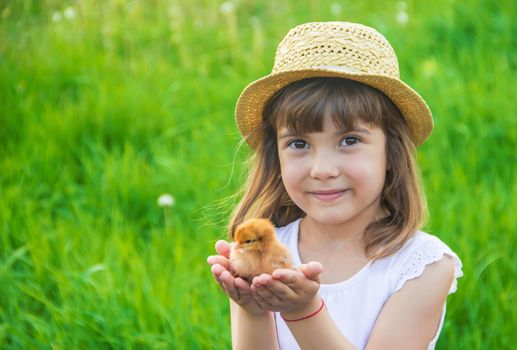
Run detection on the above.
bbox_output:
[343,154,367,174]
[347,156,387,189]
[280,161,306,194]
[280,153,307,173]
[281,166,301,188]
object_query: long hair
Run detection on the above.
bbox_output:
[229,77,427,259]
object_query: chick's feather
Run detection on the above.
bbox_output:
[230,218,292,281]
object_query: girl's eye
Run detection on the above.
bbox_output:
[288,140,309,149]
[340,136,360,147]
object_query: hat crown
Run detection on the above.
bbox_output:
[272,22,400,78]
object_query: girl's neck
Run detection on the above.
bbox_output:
[300,217,365,256]
[299,199,386,257]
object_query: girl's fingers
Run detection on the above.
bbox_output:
[251,288,274,308]
[215,240,232,258]
[299,261,323,282]
[210,263,226,277]
[272,268,320,295]
[210,264,224,285]
[234,277,251,291]
[251,274,299,308]
[254,284,287,305]
[210,264,226,291]
[252,274,273,286]
[272,268,301,287]
[207,255,231,270]
[211,264,262,311]
[260,278,297,300]
[233,280,267,313]
[219,270,240,300]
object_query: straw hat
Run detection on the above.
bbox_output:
[235,21,433,148]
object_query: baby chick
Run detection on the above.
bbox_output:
[230,218,292,282]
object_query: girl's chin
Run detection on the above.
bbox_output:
[303,212,355,226]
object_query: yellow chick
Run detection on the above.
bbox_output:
[230,218,292,282]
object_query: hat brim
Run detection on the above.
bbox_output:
[235,67,433,148]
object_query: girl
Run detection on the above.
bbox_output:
[207,21,462,350]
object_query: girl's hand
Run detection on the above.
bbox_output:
[207,240,267,315]
[250,261,323,318]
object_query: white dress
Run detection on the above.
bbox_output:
[274,219,463,350]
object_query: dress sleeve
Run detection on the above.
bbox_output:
[394,238,463,294]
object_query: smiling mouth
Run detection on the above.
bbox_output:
[310,189,349,201]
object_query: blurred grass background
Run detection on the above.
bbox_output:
[0,0,515,348]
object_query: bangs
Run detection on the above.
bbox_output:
[264,77,396,134]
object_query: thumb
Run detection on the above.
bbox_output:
[215,240,232,258]
[300,261,323,282]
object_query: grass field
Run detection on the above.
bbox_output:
[1,0,515,348]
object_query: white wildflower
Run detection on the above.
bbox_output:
[396,11,409,25]
[158,194,175,207]
[330,3,342,16]
[63,6,76,20]
[52,12,62,22]
[219,1,234,14]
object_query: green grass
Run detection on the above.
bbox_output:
[0,0,515,348]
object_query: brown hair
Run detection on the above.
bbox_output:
[229,77,427,259]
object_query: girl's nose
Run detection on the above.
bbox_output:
[310,151,340,180]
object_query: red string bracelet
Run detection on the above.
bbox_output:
[281,298,326,323]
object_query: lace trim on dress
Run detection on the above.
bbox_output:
[394,239,463,294]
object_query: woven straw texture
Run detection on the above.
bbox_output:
[235,22,433,148]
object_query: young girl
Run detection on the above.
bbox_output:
[207,21,462,350]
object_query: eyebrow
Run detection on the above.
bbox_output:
[278,127,371,140]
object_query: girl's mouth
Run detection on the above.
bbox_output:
[310,189,348,201]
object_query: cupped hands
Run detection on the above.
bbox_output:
[207,240,323,318]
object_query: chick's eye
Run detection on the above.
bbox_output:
[244,239,255,244]
[288,140,309,149]
[340,136,360,147]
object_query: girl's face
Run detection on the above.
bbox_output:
[277,115,387,228]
